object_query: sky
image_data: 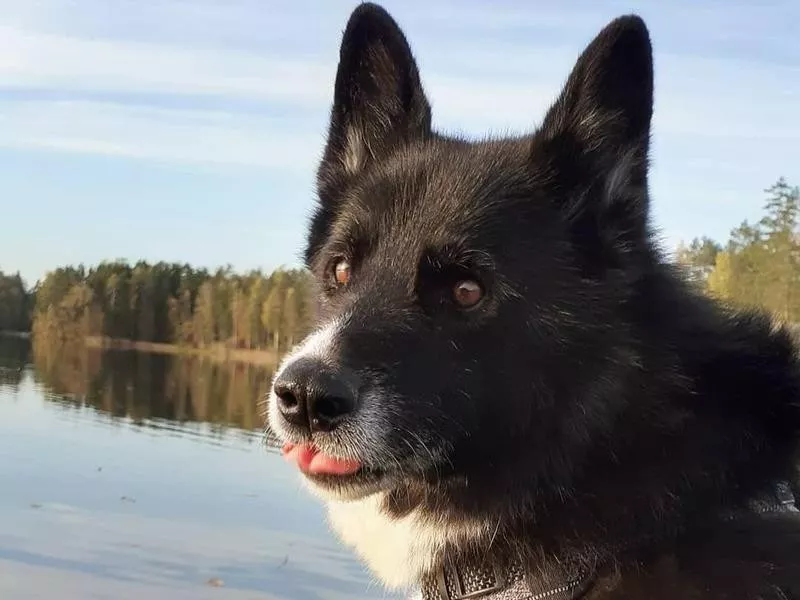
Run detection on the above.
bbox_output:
[0,0,797,287]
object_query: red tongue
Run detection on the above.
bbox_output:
[281,442,362,476]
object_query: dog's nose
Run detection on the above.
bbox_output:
[273,358,358,433]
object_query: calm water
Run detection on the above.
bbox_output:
[0,336,398,600]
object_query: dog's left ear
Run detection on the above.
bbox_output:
[536,15,653,249]
[318,3,432,191]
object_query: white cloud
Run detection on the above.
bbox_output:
[0,1,796,171]
[0,25,334,106]
[0,100,325,170]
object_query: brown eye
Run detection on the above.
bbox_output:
[334,260,351,286]
[453,279,483,308]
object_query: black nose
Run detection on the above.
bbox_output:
[273,357,359,433]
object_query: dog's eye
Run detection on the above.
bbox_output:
[334,260,352,286]
[453,279,483,308]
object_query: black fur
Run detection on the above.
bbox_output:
[285,4,800,597]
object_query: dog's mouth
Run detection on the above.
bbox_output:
[281,442,391,499]
[281,442,363,476]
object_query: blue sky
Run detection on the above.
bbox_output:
[0,0,797,287]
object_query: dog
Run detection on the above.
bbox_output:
[266,4,800,599]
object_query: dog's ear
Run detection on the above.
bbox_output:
[318,3,431,190]
[535,15,654,265]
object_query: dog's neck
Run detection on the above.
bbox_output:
[325,494,600,598]
[327,490,798,599]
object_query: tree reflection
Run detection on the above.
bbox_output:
[0,336,278,444]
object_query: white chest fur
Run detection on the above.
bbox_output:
[326,494,447,590]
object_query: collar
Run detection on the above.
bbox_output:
[418,486,799,600]
[418,557,596,600]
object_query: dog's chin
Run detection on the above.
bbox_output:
[302,467,394,502]
[294,446,448,503]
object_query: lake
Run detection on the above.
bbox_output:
[0,336,399,600]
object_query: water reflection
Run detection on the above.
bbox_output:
[31,336,276,442]
[0,336,394,600]
[0,334,27,389]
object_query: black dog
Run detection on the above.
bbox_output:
[267,4,800,598]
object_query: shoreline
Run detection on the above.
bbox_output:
[1,330,281,367]
[84,336,279,367]
[0,330,31,339]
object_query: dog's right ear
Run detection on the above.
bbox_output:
[317,3,432,193]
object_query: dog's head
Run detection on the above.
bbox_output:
[268,3,656,512]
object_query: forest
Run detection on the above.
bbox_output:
[3,262,316,357]
[1,176,797,357]
[676,177,800,322]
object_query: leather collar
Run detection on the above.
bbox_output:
[419,557,596,600]
[418,486,798,600]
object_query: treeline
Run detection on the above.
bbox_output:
[5,176,797,350]
[677,177,800,321]
[0,271,33,332]
[30,261,316,354]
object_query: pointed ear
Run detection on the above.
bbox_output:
[317,3,431,192]
[535,15,654,244]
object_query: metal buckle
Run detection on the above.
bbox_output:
[436,561,506,600]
